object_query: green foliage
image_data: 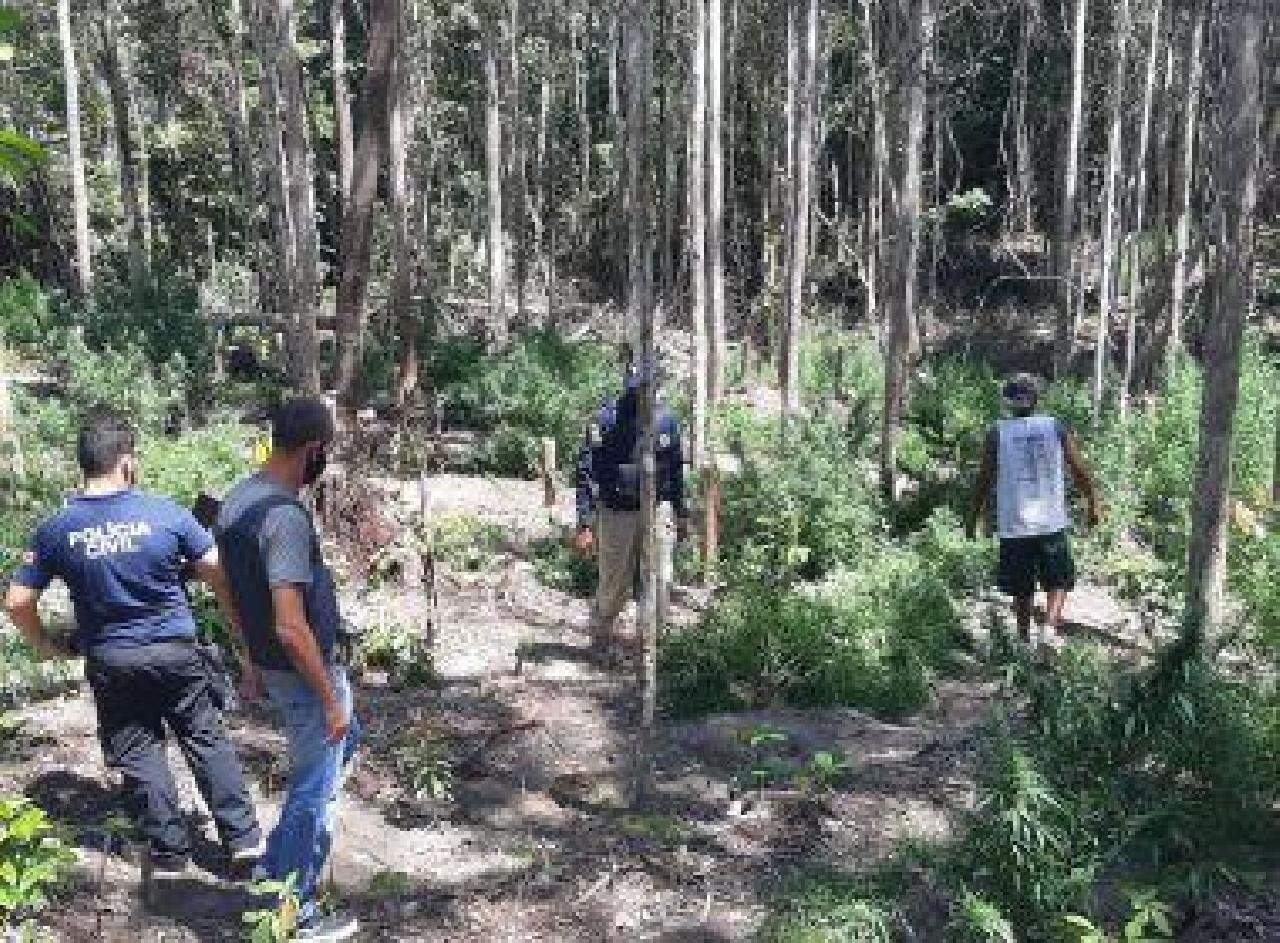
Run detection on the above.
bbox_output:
[758,873,899,943]
[0,275,52,350]
[393,740,454,804]
[243,872,301,943]
[138,424,251,507]
[1063,888,1174,943]
[530,536,597,598]
[0,635,78,709]
[948,892,1016,943]
[437,331,616,476]
[428,515,504,572]
[0,797,74,922]
[358,619,434,687]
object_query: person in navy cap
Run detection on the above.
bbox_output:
[575,357,688,665]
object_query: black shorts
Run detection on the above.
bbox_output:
[997,530,1076,598]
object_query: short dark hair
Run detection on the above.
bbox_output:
[271,396,334,452]
[77,407,137,478]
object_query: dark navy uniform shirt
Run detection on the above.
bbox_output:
[576,388,686,526]
[12,490,214,655]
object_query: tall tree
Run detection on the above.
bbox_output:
[1168,3,1205,360]
[1054,0,1088,370]
[879,0,934,499]
[780,0,818,419]
[688,0,708,474]
[1185,0,1261,637]
[332,0,355,217]
[334,0,397,400]
[57,0,91,298]
[706,0,726,405]
[1008,0,1036,235]
[1092,0,1130,422]
[100,0,151,293]
[390,0,424,406]
[483,25,507,346]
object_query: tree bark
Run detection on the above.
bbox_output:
[332,0,355,219]
[780,0,818,420]
[223,0,262,302]
[1010,0,1036,235]
[509,0,529,323]
[689,0,708,468]
[706,0,726,406]
[1185,0,1261,638]
[864,0,886,329]
[101,2,150,294]
[333,0,396,400]
[879,0,933,500]
[621,0,658,731]
[58,0,92,298]
[1053,0,1088,370]
[1169,4,1205,362]
[390,0,422,407]
[1120,0,1162,424]
[1092,0,1129,424]
[484,32,507,346]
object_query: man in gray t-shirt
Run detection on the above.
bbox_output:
[216,397,360,941]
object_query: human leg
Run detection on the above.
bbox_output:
[85,651,188,863]
[591,506,641,650]
[1038,531,1077,651]
[260,666,359,912]
[997,537,1037,644]
[159,642,261,857]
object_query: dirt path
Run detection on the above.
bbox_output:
[3,475,997,942]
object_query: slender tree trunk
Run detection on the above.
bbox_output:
[781,0,818,419]
[706,0,726,406]
[509,0,529,323]
[622,0,658,731]
[333,0,396,400]
[1185,0,1261,638]
[391,0,422,407]
[689,0,708,468]
[573,10,590,237]
[880,0,933,500]
[1092,0,1129,423]
[864,0,885,329]
[224,0,262,302]
[1120,0,1161,423]
[1054,0,1088,370]
[332,0,355,220]
[58,0,91,298]
[484,33,507,346]
[1010,0,1036,235]
[1169,4,1205,361]
[101,3,150,294]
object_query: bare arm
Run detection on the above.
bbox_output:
[966,432,997,538]
[1062,431,1103,526]
[270,584,349,743]
[3,585,71,660]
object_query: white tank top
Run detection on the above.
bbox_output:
[995,415,1069,538]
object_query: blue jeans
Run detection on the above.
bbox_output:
[259,665,360,913]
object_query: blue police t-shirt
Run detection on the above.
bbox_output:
[12,490,214,654]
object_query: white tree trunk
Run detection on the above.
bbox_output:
[1054,0,1088,366]
[1092,0,1129,423]
[1169,5,1205,360]
[1185,0,1262,637]
[332,0,354,217]
[57,0,92,297]
[688,0,708,468]
[706,0,726,406]
[484,35,507,346]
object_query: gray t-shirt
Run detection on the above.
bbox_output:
[215,472,341,670]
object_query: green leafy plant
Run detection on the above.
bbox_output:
[0,797,74,924]
[393,741,454,804]
[243,872,301,943]
[1063,888,1173,943]
[948,891,1016,943]
[358,619,434,687]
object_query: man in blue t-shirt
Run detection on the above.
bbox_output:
[216,396,360,941]
[3,408,261,874]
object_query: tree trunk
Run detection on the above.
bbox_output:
[622,0,658,731]
[573,10,590,237]
[58,0,92,298]
[101,3,150,294]
[1169,4,1205,361]
[864,0,886,329]
[509,0,529,323]
[333,0,396,401]
[332,0,355,219]
[706,0,726,406]
[781,0,818,420]
[223,0,262,303]
[1010,0,1036,235]
[1120,0,1162,424]
[1054,0,1088,370]
[484,33,507,346]
[688,0,708,468]
[879,0,933,500]
[1092,0,1129,424]
[1185,0,1261,638]
[390,0,422,407]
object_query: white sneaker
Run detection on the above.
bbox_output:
[229,837,266,868]
[296,912,360,941]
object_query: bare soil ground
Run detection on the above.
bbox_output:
[0,475,1063,942]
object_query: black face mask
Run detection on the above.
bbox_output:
[302,446,328,486]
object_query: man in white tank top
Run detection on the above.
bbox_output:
[965,374,1102,657]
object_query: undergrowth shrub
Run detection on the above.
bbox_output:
[0,796,74,926]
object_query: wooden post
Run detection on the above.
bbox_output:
[213,324,227,383]
[540,436,556,507]
[419,472,438,650]
[834,344,845,401]
[0,377,23,500]
[701,460,719,583]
